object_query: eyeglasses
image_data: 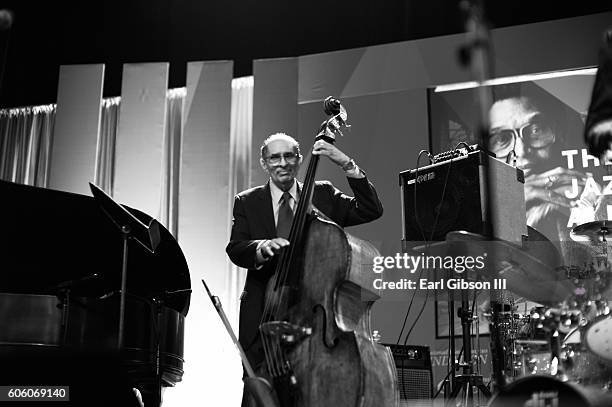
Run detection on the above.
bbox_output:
[488,118,555,159]
[264,152,300,165]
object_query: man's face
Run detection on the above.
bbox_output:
[489,97,555,177]
[260,139,302,190]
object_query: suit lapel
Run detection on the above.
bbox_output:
[258,182,276,238]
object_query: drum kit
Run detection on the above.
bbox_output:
[483,220,612,406]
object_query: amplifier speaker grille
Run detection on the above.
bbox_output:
[385,344,433,407]
[397,367,431,399]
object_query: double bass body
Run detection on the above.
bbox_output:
[263,215,399,407]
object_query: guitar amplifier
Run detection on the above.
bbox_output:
[399,149,526,246]
[385,344,433,407]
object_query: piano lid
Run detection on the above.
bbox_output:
[0,180,191,316]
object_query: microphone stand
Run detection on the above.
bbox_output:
[444,235,491,407]
[456,0,506,399]
[447,285,456,397]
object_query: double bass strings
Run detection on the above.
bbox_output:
[260,122,328,379]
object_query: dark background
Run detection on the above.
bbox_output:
[0,0,611,108]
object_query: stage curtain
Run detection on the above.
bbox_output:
[0,105,55,186]
[160,88,184,238]
[1,90,185,237]
[227,76,253,326]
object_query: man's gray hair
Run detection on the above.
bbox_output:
[260,133,301,158]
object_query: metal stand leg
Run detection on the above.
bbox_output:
[446,292,491,407]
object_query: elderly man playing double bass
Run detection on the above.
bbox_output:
[226,132,383,407]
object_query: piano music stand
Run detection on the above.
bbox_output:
[88,183,161,350]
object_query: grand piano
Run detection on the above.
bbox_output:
[0,180,191,406]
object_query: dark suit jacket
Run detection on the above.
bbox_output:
[226,176,383,363]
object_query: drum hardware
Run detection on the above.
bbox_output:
[501,306,562,380]
[584,315,612,363]
[487,375,612,407]
[571,220,612,243]
[415,227,570,401]
[553,221,612,385]
[486,299,591,382]
[446,291,492,406]
[429,217,612,396]
[485,300,531,380]
[497,297,612,388]
[485,219,612,395]
[568,219,612,277]
[422,232,493,406]
[559,264,602,281]
[513,339,552,376]
[561,326,612,388]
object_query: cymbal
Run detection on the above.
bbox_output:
[411,230,571,305]
[571,220,612,242]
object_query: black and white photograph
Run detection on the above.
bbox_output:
[1,1,612,406]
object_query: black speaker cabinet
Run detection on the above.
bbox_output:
[386,344,433,407]
[399,150,526,247]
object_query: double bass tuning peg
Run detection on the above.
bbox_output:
[323,96,348,123]
[323,96,341,116]
[319,96,350,140]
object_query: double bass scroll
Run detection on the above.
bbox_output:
[259,97,399,407]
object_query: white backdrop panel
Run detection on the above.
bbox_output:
[114,63,169,217]
[167,60,241,407]
[49,64,104,194]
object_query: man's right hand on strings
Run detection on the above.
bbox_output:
[258,238,290,262]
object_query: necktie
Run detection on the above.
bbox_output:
[276,192,294,239]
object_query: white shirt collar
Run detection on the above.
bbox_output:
[269,179,298,205]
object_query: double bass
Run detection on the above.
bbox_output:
[258,97,399,406]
